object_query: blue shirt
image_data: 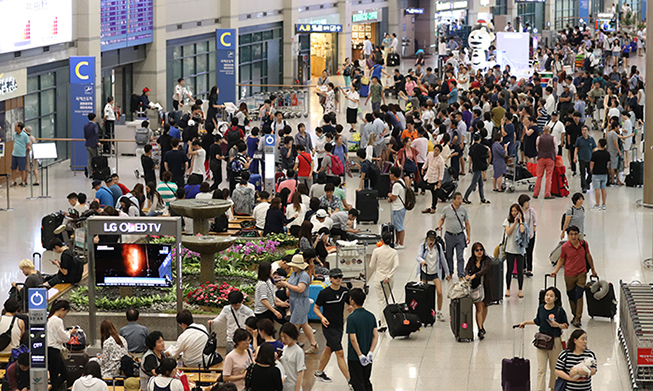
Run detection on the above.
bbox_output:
[448,88,458,104]
[12,131,30,157]
[109,184,123,206]
[346,307,377,360]
[502,123,515,145]
[83,122,100,148]
[333,143,347,168]
[371,65,383,80]
[169,126,181,139]
[574,136,597,161]
[95,186,114,208]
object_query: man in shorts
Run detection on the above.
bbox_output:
[313,268,351,384]
[605,123,622,185]
[10,122,31,187]
[387,166,406,249]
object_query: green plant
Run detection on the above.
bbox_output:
[70,286,177,312]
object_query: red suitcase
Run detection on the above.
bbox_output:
[501,326,531,391]
[551,165,569,197]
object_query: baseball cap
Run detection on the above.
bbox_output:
[142,87,151,93]
[330,268,344,278]
[551,111,559,116]
[316,209,328,218]
[91,180,102,188]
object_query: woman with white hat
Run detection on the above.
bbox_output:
[279,254,319,354]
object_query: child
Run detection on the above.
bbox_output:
[280,322,305,391]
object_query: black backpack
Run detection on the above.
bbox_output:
[187,326,223,369]
[130,94,141,113]
[396,180,416,211]
[211,214,228,233]
[120,354,140,377]
[227,127,241,144]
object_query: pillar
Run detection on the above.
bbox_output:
[507,0,519,26]
[644,0,653,206]
[387,0,402,39]
[74,0,101,113]
[414,0,435,51]
[545,0,554,30]
[338,0,352,66]
[282,0,298,85]
[133,0,166,107]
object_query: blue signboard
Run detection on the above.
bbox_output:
[69,56,96,171]
[578,0,589,18]
[295,24,343,33]
[215,29,236,105]
[28,288,48,311]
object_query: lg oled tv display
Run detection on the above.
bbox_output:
[95,243,173,287]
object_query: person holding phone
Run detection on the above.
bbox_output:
[503,203,529,298]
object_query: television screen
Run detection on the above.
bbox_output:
[95,243,173,287]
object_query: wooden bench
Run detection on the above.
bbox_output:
[47,272,89,304]
[179,362,224,373]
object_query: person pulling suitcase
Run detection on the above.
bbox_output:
[369,232,399,333]
[414,230,451,322]
[436,192,471,280]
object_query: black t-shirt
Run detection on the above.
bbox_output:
[315,286,349,329]
[142,352,160,374]
[469,143,489,172]
[591,149,611,175]
[157,134,173,155]
[248,364,283,391]
[209,143,223,165]
[566,122,582,149]
[141,155,156,184]
[60,249,82,283]
[163,149,189,177]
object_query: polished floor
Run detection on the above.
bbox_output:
[1,54,651,391]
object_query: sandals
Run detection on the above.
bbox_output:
[480,199,491,204]
[305,343,319,354]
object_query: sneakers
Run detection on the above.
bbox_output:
[9,182,17,187]
[314,372,332,383]
[592,205,601,211]
[436,312,446,322]
[602,204,606,211]
[480,199,491,204]
[462,199,472,204]
[395,244,405,249]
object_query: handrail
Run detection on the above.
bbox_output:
[236,83,316,88]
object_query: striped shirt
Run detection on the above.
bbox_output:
[156,181,178,206]
[254,280,277,314]
[555,349,597,391]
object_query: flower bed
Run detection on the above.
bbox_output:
[186,282,249,309]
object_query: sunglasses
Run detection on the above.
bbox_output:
[474,248,484,252]
[331,276,343,279]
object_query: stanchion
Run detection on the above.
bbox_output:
[38,161,51,199]
[26,157,38,200]
[72,140,77,177]
[0,174,14,212]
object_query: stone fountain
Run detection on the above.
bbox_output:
[169,199,235,283]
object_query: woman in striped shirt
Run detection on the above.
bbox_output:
[555,329,597,391]
[156,171,178,206]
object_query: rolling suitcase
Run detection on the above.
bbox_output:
[501,326,531,391]
[551,165,569,197]
[449,296,473,342]
[539,274,557,305]
[377,174,391,199]
[349,231,381,246]
[626,161,643,187]
[381,223,395,246]
[41,213,65,248]
[249,174,262,191]
[387,53,400,66]
[585,276,617,320]
[405,282,436,326]
[65,351,90,387]
[356,189,379,224]
[488,257,503,306]
[382,281,421,338]
[91,156,110,180]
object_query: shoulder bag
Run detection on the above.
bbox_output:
[533,332,554,350]
[0,316,16,351]
[494,231,507,261]
[469,276,485,303]
[554,351,569,391]
[447,280,470,299]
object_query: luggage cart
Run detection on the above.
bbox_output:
[505,157,536,193]
[335,243,369,293]
[618,280,653,390]
[297,90,309,118]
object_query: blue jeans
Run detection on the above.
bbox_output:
[445,232,466,278]
[463,170,485,201]
[372,101,381,112]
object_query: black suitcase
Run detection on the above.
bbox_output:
[502,326,531,390]
[381,223,395,246]
[382,282,421,338]
[377,174,391,199]
[387,53,400,66]
[488,257,503,305]
[626,161,643,187]
[585,276,617,320]
[405,282,436,326]
[449,296,474,342]
[41,213,65,248]
[91,156,110,180]
[65,351,89,387]
[356,189,379,224]
[539,274,557,305]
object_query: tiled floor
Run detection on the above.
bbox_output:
[0,54,650,390]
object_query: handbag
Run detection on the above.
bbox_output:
[60,346,70,360]
[0,316,17,351]
[533,332,555,350]
[469,277,485,303]
[447,280,470,299]
[494,231,507,261]
[554,351,569,391]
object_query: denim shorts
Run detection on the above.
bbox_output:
[592,174,607,189]
[391,208,406,232]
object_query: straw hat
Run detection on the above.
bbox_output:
[287,254,308,270]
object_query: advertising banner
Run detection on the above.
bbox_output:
[69,56,96,171]
[215,29,237,105]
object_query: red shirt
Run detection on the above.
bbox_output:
[560,240,589,276]
[296,152,312,178]
[118,183,130,195]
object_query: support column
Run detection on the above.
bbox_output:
[388,0,401,41]
[545,0,554,30]
[644,1,653,206]
[338,0,352,66]
[74,0,101,112]
[133,0,166,108]
[414,0,435,52]
[283,0,299,85]
[507,0,519,25]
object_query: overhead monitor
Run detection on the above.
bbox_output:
[0,0,73,54]
[95,243,174,287]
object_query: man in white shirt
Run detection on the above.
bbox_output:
[369,231,399,331]
[165,310,209,367]
[363,36,373,57]
[310,209,333,234]
[391,33,399,54]
[252,191,271,230]
[187,140,206,183]
[172,77,193,110]
[208,291,254,354]
[545,111,566,156]
[544,87,556,116]
[387,167,406,249]
[412,131,429,193]
[103,96,116,139]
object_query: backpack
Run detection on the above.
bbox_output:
[187,326,223,369]
[211,214,228,233]
[560,206,583,231]
[130,94,141,113]
[120,354,140,377]
[231,158,245,173]
[396,180,416,211]
[135,128,150,146]
[226,127,241,144]
[328,153,344,175]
